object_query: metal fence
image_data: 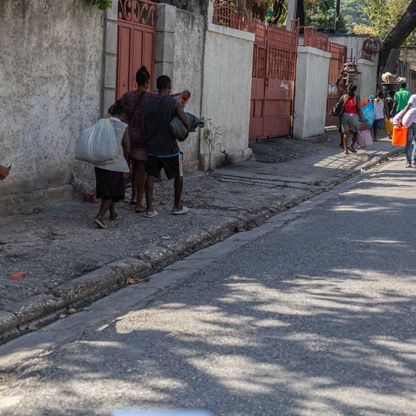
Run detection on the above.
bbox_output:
[303,27,329,52]
[249,22,298,140]
[116,0,157,98]
[212,0,248,31]
[326,42,348,126]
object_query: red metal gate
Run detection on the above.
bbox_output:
[249,24,298,140]
[326,42,347,126]
[116,0,157,99]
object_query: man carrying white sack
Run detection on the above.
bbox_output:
[397,93,416,168]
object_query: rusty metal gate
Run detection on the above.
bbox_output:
[326,42,347,126]
[116,0,156,99]
[249,23,298,140]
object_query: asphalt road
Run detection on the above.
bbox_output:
[1,158,416,416]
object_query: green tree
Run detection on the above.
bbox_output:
[341,0,370,30]
[87,0,112,10]
[304,0,335,29]
[363,0,416,44]
[303,0,346,30]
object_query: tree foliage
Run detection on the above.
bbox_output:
[363,0,416,44]
[304,0,339,30]
[87,0,112,10]
[341,0,370,30]
[300,0,416,44]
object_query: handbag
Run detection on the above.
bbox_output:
[357,129,373,148]
[331,94,347,117]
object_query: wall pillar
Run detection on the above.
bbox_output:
[294,46,331,139]
[199,0,254,170]
[357,58,378,99]
[155,4,177,82]
[102,0,118,115]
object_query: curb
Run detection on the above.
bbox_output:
[0,148,401,343]
[359,146,403,172]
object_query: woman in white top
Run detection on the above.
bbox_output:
[94,101,130,229]
[373,90,385,142]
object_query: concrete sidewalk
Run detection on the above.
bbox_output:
[0,134,402,342]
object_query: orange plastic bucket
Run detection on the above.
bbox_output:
[392,126,407,146]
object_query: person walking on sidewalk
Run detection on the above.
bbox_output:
[396,92,416,168]
[373,90,385,142]
[94,101,130,229]
[109,66,151,213]
[0,164,10,180]
[143,75,191,218]
[391,82,411,117]
[340,84,363,155]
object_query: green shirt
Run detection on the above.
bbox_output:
[394,88,412,112]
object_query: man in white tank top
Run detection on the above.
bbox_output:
[373,90,385,142]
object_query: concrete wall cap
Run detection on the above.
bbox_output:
[207,22,255,42]
[297,45,331,59]
[357,58,377,66]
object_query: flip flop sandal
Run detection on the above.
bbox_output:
[144,210,158,218]
[172,206,189,215]
[135,207,146,213]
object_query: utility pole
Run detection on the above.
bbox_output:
[335,0,341,32]
[286,0,298,31]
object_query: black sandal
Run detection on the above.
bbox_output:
[348,146,357,153]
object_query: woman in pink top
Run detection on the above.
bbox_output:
[109,67,151,213]
[339,84,364,155]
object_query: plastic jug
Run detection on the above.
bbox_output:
[385,118,393,135]
[392,126,407,146]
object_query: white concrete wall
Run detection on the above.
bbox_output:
[400,48,416,92]
[0,0,104,207]
[328,35,379,99]
[173,9,205,171]
[357,58,378,100]
[156,1,255,170]
[294,46,331,139]
[327,35,367,61]
[200,1,255,168]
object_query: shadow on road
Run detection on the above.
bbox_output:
[4,163,416,416]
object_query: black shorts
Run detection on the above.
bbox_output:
[146,155,183,180]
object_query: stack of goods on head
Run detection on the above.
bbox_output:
[382,72,406,92]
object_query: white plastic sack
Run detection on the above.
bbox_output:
[402,108,416,128]
[75,119,119,164]
[392,109,407,126]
